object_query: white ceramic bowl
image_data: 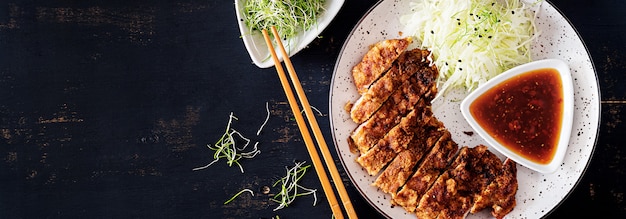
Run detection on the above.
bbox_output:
[460,59,574,173]
[234,0,345,68]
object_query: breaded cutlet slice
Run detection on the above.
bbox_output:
[351,38,412,94]
[374,122,446,195]
[350,74,434,155]
[470,158,518,219]
[350,48,436,124]
[356,104,429,175]
[416,145,505,219]
[391,132,458,212]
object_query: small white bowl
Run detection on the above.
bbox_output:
[234,0,345,68]
[460,59,574,173]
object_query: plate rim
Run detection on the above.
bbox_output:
[540,0,601,216]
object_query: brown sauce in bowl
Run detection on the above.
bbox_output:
[470,68,564,164]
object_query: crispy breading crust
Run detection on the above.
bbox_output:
[356,104,427,175]
[374,123,445,195]
[350,85,427,155]
[415,146,496,219]
[471,158,518,219]
[351,38,412,94]
[393,132,458,212]
[350,49,434,124]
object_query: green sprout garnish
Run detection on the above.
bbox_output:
[271,161,318,211]
[224,188,255,205]
[301,105,325,117]
[193,112,261,173]
[243,0,326,40]
[256,102,271,136]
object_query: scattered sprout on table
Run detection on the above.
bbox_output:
[271,161,318,211]
[257,101,271,136]
[193,112,261,173]
[224,188,255,205]
[301,105,325,117]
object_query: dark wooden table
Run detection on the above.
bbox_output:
[0,0,623,218]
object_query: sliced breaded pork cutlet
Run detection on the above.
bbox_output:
[415,145,504,219]
[470,158,518,219]
[351,38,412,94]
[391,131,459,212]
[347,38,519,218]
[373,116,446,195]
[350,48,436,124]
[349,79,432,155]
[355,102,430,175]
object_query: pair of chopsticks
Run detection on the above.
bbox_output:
[262,26,357,219]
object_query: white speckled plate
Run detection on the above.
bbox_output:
[329,0,599,218]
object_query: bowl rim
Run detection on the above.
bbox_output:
[460,58,574,173]
[234,0,346,68]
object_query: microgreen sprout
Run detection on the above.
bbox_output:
[301,105,325,117]
[257,102,271,136]
[193,112,261,173]
[224,188,255,205]
[243,0,326,40]
[310,106,324,117]
[271,161,318,211]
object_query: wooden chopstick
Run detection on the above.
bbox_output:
[260,29,343,219]
[268,27,358,219]
[262,27,357,219]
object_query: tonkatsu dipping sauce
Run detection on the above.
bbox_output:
[469,68,564,164]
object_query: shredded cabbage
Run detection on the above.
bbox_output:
[400,0,540,98]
